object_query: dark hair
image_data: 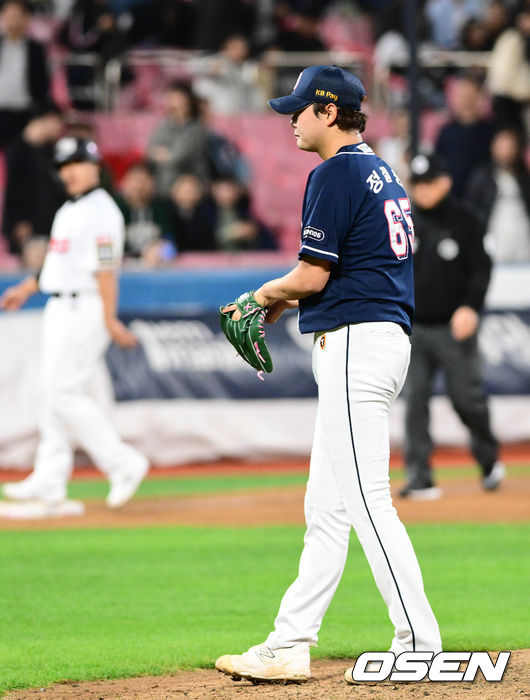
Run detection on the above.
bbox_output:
[166,79,200,119]
[127,159,155,177]
[454,71,484,89]
[493,127,530,177]
[312,103,368,133]
[30,100,62,120]
[0,0,32,13]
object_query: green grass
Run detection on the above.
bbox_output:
[0,523,528,695]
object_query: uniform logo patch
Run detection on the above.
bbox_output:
[320,334,326,349]
[356,143,374,154]
[97,236,115,263]
[49,238,69,254]
[302,226,325,242]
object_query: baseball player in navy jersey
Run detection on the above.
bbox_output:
[1,137,149,513]
[216,65,441,684]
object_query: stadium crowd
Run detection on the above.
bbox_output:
[0,0,529,269]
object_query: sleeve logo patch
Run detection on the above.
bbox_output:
[97,237,115,263]
[302,226,326,242]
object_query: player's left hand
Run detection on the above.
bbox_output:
[450,306,479,341]
[106,317,138,348]
[220,291,273,374]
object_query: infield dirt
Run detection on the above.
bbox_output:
[4,650,529,699]
[0,474,528,530]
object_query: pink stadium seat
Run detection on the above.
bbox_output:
[320,12,374,52]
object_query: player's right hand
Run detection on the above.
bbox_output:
[265,300,299,324]
[106,317,138,348]
[0,285,29,311]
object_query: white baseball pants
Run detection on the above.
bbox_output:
[266,322,441,653]
[32,295,144,497]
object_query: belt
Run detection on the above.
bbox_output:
[50,292,79,298]
[314,325,347,342]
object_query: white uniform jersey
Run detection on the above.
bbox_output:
[39,188,124,294]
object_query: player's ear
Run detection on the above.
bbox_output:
[326,103,338,126]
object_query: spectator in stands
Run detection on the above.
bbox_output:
[466,128,530,262]
[150,0,194,47]
[483,0,511,49]
[192,0,256,51]
[401,153,504,499]
[460,17,491,51]
[425,0,483,49]
[147,81,210,197]
[274,9,326,51]
[376,108,413,185]
[198,97,251,184]
[2,102,65,268]
[211,176,277,251]
[170,173,215,253]
[372,0,445,109]
[487,0,530,137]
[114,160,175,261]
[434,74,495,197]
[459,1,511,52]
[0,0,50,148]
[58,0,126,110]
[194,35,265,115]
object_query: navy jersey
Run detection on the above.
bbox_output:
[298,142,415,334]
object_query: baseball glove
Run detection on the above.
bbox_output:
[220,291,273,376]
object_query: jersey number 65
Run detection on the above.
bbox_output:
[384,197,415,260]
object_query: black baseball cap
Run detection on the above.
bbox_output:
[54,137,102,169]
[268,65,367,115]
[409,153,450,183]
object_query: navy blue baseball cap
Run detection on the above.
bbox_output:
[268,65,367,115]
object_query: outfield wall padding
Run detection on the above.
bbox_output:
[0,262,528,468]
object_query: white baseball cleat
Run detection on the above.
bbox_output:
[0,499,85,520]
[106,456,149,509]
[344,660,383,685]
[482,461,505,491]
[402,486,442,501]
[2,474,66,505]
[215,642,311,683]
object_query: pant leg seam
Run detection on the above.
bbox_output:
[345,325,417,652]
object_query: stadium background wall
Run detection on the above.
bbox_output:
[0,263,528,469]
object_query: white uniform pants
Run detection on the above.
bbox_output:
[33,295,142,494]
[266,322,441,653]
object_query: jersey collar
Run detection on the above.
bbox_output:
[335,142,374,156]
[69,185,100,202]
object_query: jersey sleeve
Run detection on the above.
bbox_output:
[298,162,351,263]
[85,204,124,272]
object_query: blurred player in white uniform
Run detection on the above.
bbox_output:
[1,137,149,511]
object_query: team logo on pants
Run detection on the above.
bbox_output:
[319,334,326,349]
